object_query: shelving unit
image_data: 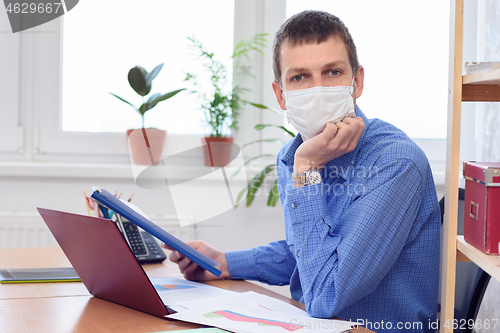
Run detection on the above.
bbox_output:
[440,0,500,332]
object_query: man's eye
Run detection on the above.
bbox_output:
[328,70,340,76]
[292,75,304,81]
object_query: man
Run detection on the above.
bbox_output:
[168,10,440,333]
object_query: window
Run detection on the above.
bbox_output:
[61,0,235,135]
[31,0,276,163]
[286,0,450,139]
[33,0,267,162]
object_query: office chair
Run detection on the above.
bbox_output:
[439,188,491,333]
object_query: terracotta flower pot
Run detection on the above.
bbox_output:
[203,136,234,167]
[126,128,166,165]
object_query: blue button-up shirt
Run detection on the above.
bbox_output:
[226,106,440,333]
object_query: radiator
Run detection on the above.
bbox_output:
[0,212,196,249]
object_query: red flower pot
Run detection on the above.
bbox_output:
[126,128,166,165]
[203,136,234,167]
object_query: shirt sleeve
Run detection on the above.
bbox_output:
[225,239,296,286]
[287,157,425,318]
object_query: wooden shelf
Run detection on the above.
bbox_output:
[456,236,500,282]
[463,67,500,85]
[462,68,500,102]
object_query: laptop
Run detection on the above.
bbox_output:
[37,207,199,318]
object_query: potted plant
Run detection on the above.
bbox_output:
[184,34,267,167]
[232,103,295,207]
[110,63,185,165]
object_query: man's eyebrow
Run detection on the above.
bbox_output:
[285,67,310,74]
[321,61,348,69]
[286,61,349,75]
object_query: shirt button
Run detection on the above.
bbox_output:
[296,250,300,258]
[291,202,298,209]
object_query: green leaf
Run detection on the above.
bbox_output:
[253,41,268,48]
[109,93,135,108]
[230,156,275,180]
[267,179,280,207]
[234,186,248,208]
[128,66,150,96]
[254,33,269,38]
[145,63,164,86]
[241,139,286,150]
[249,45,264,55]
[156,88,186,103]
[142,93,161,112]
[246,102,283,115]
[140,88,186,114]
[138,103,148,116]
[254,124,295,138]
[246,165,275,207]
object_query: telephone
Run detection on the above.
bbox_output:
[114,206,167,264]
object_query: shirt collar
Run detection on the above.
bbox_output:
[281,105,368,179]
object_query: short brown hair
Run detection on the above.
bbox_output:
[272,10,359,85]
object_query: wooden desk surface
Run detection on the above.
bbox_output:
[0,247,184,300]
[0,296,200,333]
[0,248,372,332]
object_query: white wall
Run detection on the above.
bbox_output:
[0,163,286,252]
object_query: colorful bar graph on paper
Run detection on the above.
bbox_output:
[154,284,196,291]
[203,310,306,331]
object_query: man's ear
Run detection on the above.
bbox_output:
[272,81,287,110]
[354,65,365,99]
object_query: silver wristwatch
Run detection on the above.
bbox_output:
[292,167,322,185]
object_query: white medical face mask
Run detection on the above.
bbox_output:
[284,78,356,140]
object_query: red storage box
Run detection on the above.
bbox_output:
[463,161,500,255]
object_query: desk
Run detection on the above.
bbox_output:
[0,248,372,332]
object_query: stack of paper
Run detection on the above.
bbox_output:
[168,291,354,333]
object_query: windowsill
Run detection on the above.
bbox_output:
[0,160,446,189]
[0,161,253,182]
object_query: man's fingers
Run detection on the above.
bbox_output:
[178,256,194,273]
[168,250,185,263]
[182,260,200,278]
[322,123,338,140]
[162,243,175,251]
[326,117,364,153]
[333,121,353,143]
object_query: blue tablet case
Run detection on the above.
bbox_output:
[91,189,221,277]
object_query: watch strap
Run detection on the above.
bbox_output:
[291,173,306,184]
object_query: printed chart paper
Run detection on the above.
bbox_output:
[150,277,236,311]
[168,291,354,333]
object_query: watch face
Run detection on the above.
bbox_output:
[307,169,322,184]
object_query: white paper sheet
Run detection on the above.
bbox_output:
[168,291,354,333]
[149,277,236,311]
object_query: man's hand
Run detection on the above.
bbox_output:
[294,117,365,175]
[162,240,230,281]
